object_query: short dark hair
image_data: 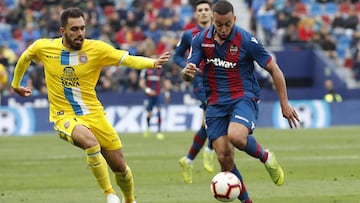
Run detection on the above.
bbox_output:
[60,7,84,27]
[212,0,233,15]
[195,0,212,9]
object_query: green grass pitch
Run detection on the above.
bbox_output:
[1,127,360,203]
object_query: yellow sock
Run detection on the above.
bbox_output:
[115,165,135,203]
[85,145,115,195]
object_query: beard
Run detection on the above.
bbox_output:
[64,33,83,50]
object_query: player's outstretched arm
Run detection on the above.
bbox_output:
[154,51,171,68]
[121,51,171,70]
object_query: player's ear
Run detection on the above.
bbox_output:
[59,27,65,35]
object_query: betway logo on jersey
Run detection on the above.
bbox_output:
[206,58,237,69]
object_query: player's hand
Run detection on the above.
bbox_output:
[182,63,200,82]
[145,87,156,96]
[12,86,32,97]
[154,51,171,68]
[281,103,300,128]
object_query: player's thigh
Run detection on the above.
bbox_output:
[228,122,249,137]
[54,116,91,146]
[154,96,163,110]
[155,95,164,106]
[146,97,155,111]
[228,122,249,148]
[230,97,259,133]
[206,116,228,143]
[89,113,122,150]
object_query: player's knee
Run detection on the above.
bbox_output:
[228,125,248,149]
[72,134,99,149]
[228,133,247,149]
[82,140,100,149]
[111,162,127,173]
[72,126,99,149]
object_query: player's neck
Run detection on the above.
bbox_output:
[61,38,71,50]
[199,21,211,29]
[214,33,225,45]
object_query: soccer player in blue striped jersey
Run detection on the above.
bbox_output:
[11,7,170,203]
[174,0,215,184]
[183,1,300,202]
[139,68,171,140]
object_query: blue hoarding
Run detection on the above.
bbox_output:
[0,97,359,136]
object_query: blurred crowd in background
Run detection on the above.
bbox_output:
[1,0,360,98]
[246,0,360,85]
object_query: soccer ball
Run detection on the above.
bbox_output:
[210,171,241,202]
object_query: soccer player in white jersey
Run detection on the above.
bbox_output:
[11,7,170,203]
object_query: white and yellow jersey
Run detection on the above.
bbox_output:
[12,38,155,121]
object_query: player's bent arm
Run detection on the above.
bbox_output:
[265,60,288,106]
[173,49,186,69]
[181,68,193,82]
[12,86,32,97]
[138,77,146,90]
[11,51,32,88]
[173,32,191,68]
[266,60,300,127]
[182,63,199,82]
[139,77,151,94]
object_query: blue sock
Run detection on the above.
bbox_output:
[187,126,207,160]
[244,135,267,163]
[157,111,161,132]
[231,165,251,202]
[146,117,150,128]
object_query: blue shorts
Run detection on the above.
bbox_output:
[145,95,164,111]
[206,97,259,143]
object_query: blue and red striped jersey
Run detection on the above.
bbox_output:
[174,25,205,69]
[188,25,272,105]
[140,69,164,96]
[174,24,207,104]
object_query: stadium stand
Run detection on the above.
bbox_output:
[309,2,322,17]
[324,2,338,16]
[1,0,360,101]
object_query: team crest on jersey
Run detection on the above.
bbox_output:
[229,45,238,55]
[79,52,87,64]
[64,121,70,129]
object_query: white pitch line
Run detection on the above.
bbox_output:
[237,155,360,162]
